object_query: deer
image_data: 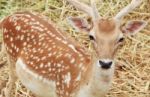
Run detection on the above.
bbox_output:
[0,0,147,97]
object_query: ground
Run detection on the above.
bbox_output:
[0,0,150,97]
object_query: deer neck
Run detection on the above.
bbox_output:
[94,62,114,84]
[78,61,115,97]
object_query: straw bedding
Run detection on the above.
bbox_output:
[0,0,149,97]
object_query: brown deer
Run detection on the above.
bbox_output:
[0,0,147,97]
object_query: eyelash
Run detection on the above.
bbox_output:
[88,35,124,43]
[89,35,95,41]
[118,37,124,43]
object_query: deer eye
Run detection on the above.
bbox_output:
[89,35,95,41]
[118,37,124,43]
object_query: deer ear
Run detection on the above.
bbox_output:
[67,17,92,32]
[121,20,147,35]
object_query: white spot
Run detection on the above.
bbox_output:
[62,40,67,44]
[32,48,37,53]
[23,18,29,22]
[49,32,56,37]
[65,53,71,58]
[16,26,21,31]
[79,63,83,68]
[25,14,31,18]
[27,37,30,41]
[40,63,44,68]
[27,44,32,48]
[44,45,49,49]
[11,43,14,48]
[65,92,69,96]
[6,35,9,38]
[23,42,27,46]
[64,72,71,88]
[58,69,61,73]
[56,82,60,85]
[16,48,19,52]
[31,35,35,39]
[39,24,44,27]
[48,53,52,57]
[81,66,86,71]
[30,54,34,58]
[76,72,81,81]
[14,22,17,26]
[31,29,34,32]
[42,70,46,74]
[36,21,40,25]
[33,41,37,45]
[30,62,33,65]
[31,26,44,32]
[48,68,51,72]
[40,49,44,53]
[38,42,42,45]
[80,58,84,61]
[79,54,83,57]
[56,37,62,41]
[20,35,24,40]
[52,68,55,71]
[48,39,53,43]
[44,27,48,31]
[52,45,56,49]
[57,64,61,67]
[70,58,75,64]
[41,56,46,60]
[10,37,13,41]
[68,44,78,53]
[3,28,8,33]
[47,62,51,67]
[53,52,57,55]
[48,48,52,51]
[9,49,13,53]
[31,18,35,21]
[35,66,38,69]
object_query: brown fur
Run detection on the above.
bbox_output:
[2,11,93,97]
[98,19,116,33]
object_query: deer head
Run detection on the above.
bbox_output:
[67,0,147,69]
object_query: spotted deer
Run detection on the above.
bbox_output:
[0,0,147,97]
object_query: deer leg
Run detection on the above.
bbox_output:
[0,89,5,97]
[0,43,5,58]
[4,55,17,97]
[0,43,7,68]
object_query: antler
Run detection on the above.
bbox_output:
[115,0,142,21]
[90,0,100,20]
[66,0,100,19]
[66,0,93,16]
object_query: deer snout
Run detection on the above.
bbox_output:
[98,59,113,69]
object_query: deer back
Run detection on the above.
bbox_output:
[2,11,93,97]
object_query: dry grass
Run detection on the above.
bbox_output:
[0,0,150,97]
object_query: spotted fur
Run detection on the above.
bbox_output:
[2,11,93,97]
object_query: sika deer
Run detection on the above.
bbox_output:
[0,0,147,97]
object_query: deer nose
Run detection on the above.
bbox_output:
[99,60,112,69]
